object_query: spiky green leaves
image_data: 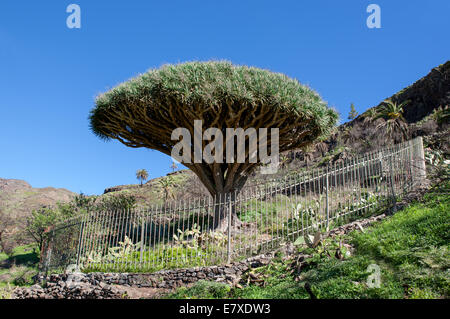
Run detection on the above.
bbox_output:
[90,61,337,143]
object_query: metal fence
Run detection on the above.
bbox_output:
[40,137,427,274]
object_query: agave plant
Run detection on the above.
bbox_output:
[375,99,410,142]
[363,108,377,125]
[292,202,324,248]
[159,176,176,206]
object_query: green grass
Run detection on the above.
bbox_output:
[166,280,231,299]
[0,244,40,298]
[82,245,227,273]
[164,183,450,299]
[0,252,8,262]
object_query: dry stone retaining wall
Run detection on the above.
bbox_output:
[13,254,273,299]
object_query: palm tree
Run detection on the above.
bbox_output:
[136,169,149,186]
[363,108,377,125]
[279,154,289,170]
[170,161,178,173]
[375,99,409,142]
[339,126,353,145]
[159,177,175,206]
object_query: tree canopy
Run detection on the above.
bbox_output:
[136,169,149,186]
[375,99,409,142]
[89,61,338,197]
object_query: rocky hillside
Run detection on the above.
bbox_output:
[0,179,75,243]
[0,179,75,217]
[100,169,204,208]
[396,61,450,123]
[290,61,450,166]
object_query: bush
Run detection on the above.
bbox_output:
[96,194,136,211]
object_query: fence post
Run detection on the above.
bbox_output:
[388,155,397,212]
[140,211,144,264]
[75,215,85,269]
[415,136,427,185]
[325,166,329,231]
[408,138,415,190]
[226,195,232,264]
[377,151,383,193]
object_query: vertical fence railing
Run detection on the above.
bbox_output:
[40,137,426,274]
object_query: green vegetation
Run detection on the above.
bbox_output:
[82,246,224,274]
[81,231,228,274]
[159,176,176,206]
[416,105,450,127]
[102,171,192,207]
[348,103,358,120]
[96,193,137,211]
[26,204,77,249]
[167,280,231,299]
[363,108,377,125]
[0,208,14,254]
[435,106,450,125]
[375,99,409,142]
[0,244,40,299]
[25,193,136,250]
[165,183,449,299]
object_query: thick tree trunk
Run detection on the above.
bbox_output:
[212,192,243,232]
[186,162,256,232]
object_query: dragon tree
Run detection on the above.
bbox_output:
[89,61,338,230]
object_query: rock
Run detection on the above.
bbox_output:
[223,268,235,274]
[14,246,287,299]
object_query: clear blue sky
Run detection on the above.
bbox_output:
[0,1,449,195]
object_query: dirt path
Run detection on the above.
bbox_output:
[112,285,172,299]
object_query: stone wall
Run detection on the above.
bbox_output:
[13,254,273,299]
[13,281,124,299]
